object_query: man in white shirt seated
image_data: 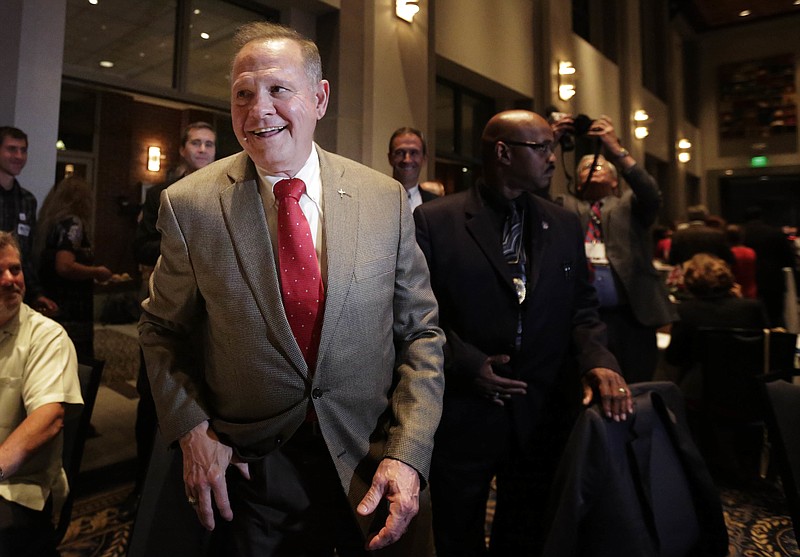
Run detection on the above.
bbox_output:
[0,231,82,557]
[388,126,439,210]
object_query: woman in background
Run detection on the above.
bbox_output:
[35,176,113,361]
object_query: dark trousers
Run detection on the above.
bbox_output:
[430,396,567,557]
[0,497,58,557]
[600,305,658,384]
[210,422,368,557]
[134,349,158,493]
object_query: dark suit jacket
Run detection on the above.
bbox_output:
[414,183,619,445]
[419,188,438,204]
[668,222,734,266]
[139,147,445,512]
[558,166,677,328]
[542,382,729,557]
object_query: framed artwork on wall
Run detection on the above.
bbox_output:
[718,53,797,156]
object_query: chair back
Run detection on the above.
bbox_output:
[762,375,800,540]
[697,328,795,421]
[55,359,105,542]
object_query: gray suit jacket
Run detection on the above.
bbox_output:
[138,146,444,502]
[558,166,677,328]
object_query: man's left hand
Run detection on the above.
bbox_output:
[581,367,634,421]
[357,458,420,550]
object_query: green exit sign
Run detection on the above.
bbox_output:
[751,156,769,168]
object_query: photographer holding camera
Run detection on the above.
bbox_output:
[552,114,677,383]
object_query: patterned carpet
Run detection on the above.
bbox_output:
[58,483,133,557]
[57,480,797,556]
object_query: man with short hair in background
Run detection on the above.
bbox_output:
[0,231,82,557]
[388,126,438,210]
[0,126,58,316]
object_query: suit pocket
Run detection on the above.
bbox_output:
[355,254,395,281]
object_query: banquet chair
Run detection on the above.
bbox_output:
[694,327,795,482]
[55,358,105,542]
[761,373,800,541]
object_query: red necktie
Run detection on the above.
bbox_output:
[274,178,325,368]
[586,201,603,243]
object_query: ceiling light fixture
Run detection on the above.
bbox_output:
[200,32,210,40]
[99,60,114,68]
[396,0,420,23]
[738,9,751,17]
[88,0,98,4]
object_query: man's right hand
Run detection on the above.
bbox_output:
[179,421,250,530]
[474,354,527,406]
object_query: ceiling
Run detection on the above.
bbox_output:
[675,0,800,31]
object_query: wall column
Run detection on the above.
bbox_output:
[0,0,66,206]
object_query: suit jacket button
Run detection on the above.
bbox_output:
[276,436,283,446]
[312,388,323,399]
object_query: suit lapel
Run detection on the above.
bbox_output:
[464,189,517,295]
[218,153,308,375]
[315,148,358,367]
[525,195,553,295]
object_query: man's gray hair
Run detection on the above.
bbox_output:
[233,22,323,86]
[0,231,21,256]
[577,154,618,180]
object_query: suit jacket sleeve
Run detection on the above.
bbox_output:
[138,187,210,443]
[623,165,661,229]
[385,186,446,475]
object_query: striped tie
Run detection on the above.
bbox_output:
[586,201,603,242]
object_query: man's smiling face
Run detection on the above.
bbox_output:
[230,38,329,177]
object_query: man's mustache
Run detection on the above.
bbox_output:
[0,285,23,295]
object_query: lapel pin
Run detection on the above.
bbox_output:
[337,188,351,199]
[542,221,549,230]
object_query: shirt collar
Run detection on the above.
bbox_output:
[257,145,321,207]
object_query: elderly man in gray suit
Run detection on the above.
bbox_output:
[138,22,444,556]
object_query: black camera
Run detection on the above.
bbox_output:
[555,113,593,152]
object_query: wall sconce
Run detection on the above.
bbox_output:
[633,110,650,139]
[677,138,692,163]
[396,0,420,23]
[558,61,577,101]
[147,146,161,172]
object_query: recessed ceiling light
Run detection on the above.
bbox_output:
[88,0,98,4]
[738,9,751,17]
[795,0,800,6]
[99,60,114,68]
[200,32,210,40]
[194,9,201,14]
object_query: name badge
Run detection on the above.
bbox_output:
[17,223,31,237]
[585,241,609,265]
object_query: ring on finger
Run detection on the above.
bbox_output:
[187,496,199,506]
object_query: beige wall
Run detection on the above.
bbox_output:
[435,0,535,99]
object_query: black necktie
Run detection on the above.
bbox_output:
[503,199,526,351]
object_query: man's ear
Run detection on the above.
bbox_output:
[314,80,330,120]
[494,141,511,166]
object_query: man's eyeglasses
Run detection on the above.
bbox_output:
[501,140,556,155]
